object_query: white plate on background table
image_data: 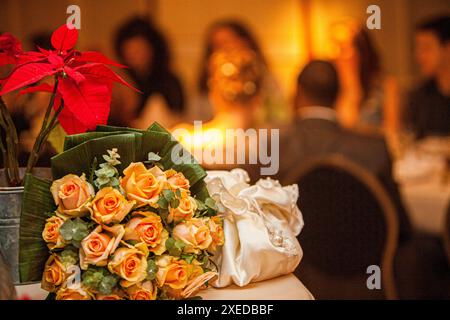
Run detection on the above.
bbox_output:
[394,151,446,183]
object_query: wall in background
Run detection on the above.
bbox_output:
[0,0,155,54]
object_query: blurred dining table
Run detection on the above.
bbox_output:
[394,137,450,236]
[14,274,314,300]
[399,178,449,235]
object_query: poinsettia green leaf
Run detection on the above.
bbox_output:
[47,124,66,154]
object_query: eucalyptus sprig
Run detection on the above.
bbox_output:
[60,247,79,266]
[165,237,186,256]
[146,259,158,281]
[94,148,121,190]
[59,218,91,248]
[195,197,218,217]
[144,151,164,171]
[82,267,118,295]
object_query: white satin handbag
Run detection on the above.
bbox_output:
[205,169,304,287]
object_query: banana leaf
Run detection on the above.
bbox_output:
[19,174,55,283]
[51,133,140,179]
[63,131,133,151]
[94,123,210,200]
[146,123,209,198]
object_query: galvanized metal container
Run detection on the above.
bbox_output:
[0,168,52,285]
[0,185,24,284]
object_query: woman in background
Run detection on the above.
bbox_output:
[173,46,265,180]
[193,19,288,126]
[112,16,185,129]
[334,24,402,134]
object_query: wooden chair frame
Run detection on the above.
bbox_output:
[443,203,450,265]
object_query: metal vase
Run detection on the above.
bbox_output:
[0,168,52,285]
[0,185,23,284]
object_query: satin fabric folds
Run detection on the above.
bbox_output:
[205,169,304,287]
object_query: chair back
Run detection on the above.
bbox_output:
[287,155,399,299]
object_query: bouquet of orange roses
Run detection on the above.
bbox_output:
[19,123,224,300]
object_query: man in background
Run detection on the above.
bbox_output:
[406,15,450,138]
[279,60,411,243]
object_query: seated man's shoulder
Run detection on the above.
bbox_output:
[341,126,389,154]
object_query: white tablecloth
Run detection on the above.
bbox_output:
[399,179,449,235]
[394,145,449,236]
[15,274,314,300]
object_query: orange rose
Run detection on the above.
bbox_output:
[124,211,168,255]
[120,163,166,207]
[41,254,66,292]
[205,216,224,252]
[80,225,124,270]
[56,287,91,300]
[90,187,134,224]
[108,242,148,287]
[173,218,212,254]
[165,169,190,193]
[96,293,123,300]
[42,215,66,250]
[156,255,189,290]
[50,174,94,217]
[168,193,197,223]
[126,281,157,300]
[187,261,204,282]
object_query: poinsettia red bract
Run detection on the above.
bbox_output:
[0,24,138,134]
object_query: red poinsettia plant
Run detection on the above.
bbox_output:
[0,24,137,186]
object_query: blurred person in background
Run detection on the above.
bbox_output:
[112,16,185,129]
[405,15,450,139]
[280,60,411,244]
[205,48,263,130]
[174,46,264,135]
[173,46,265,179]
[334,24,402,134]
[193,19,288,126]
